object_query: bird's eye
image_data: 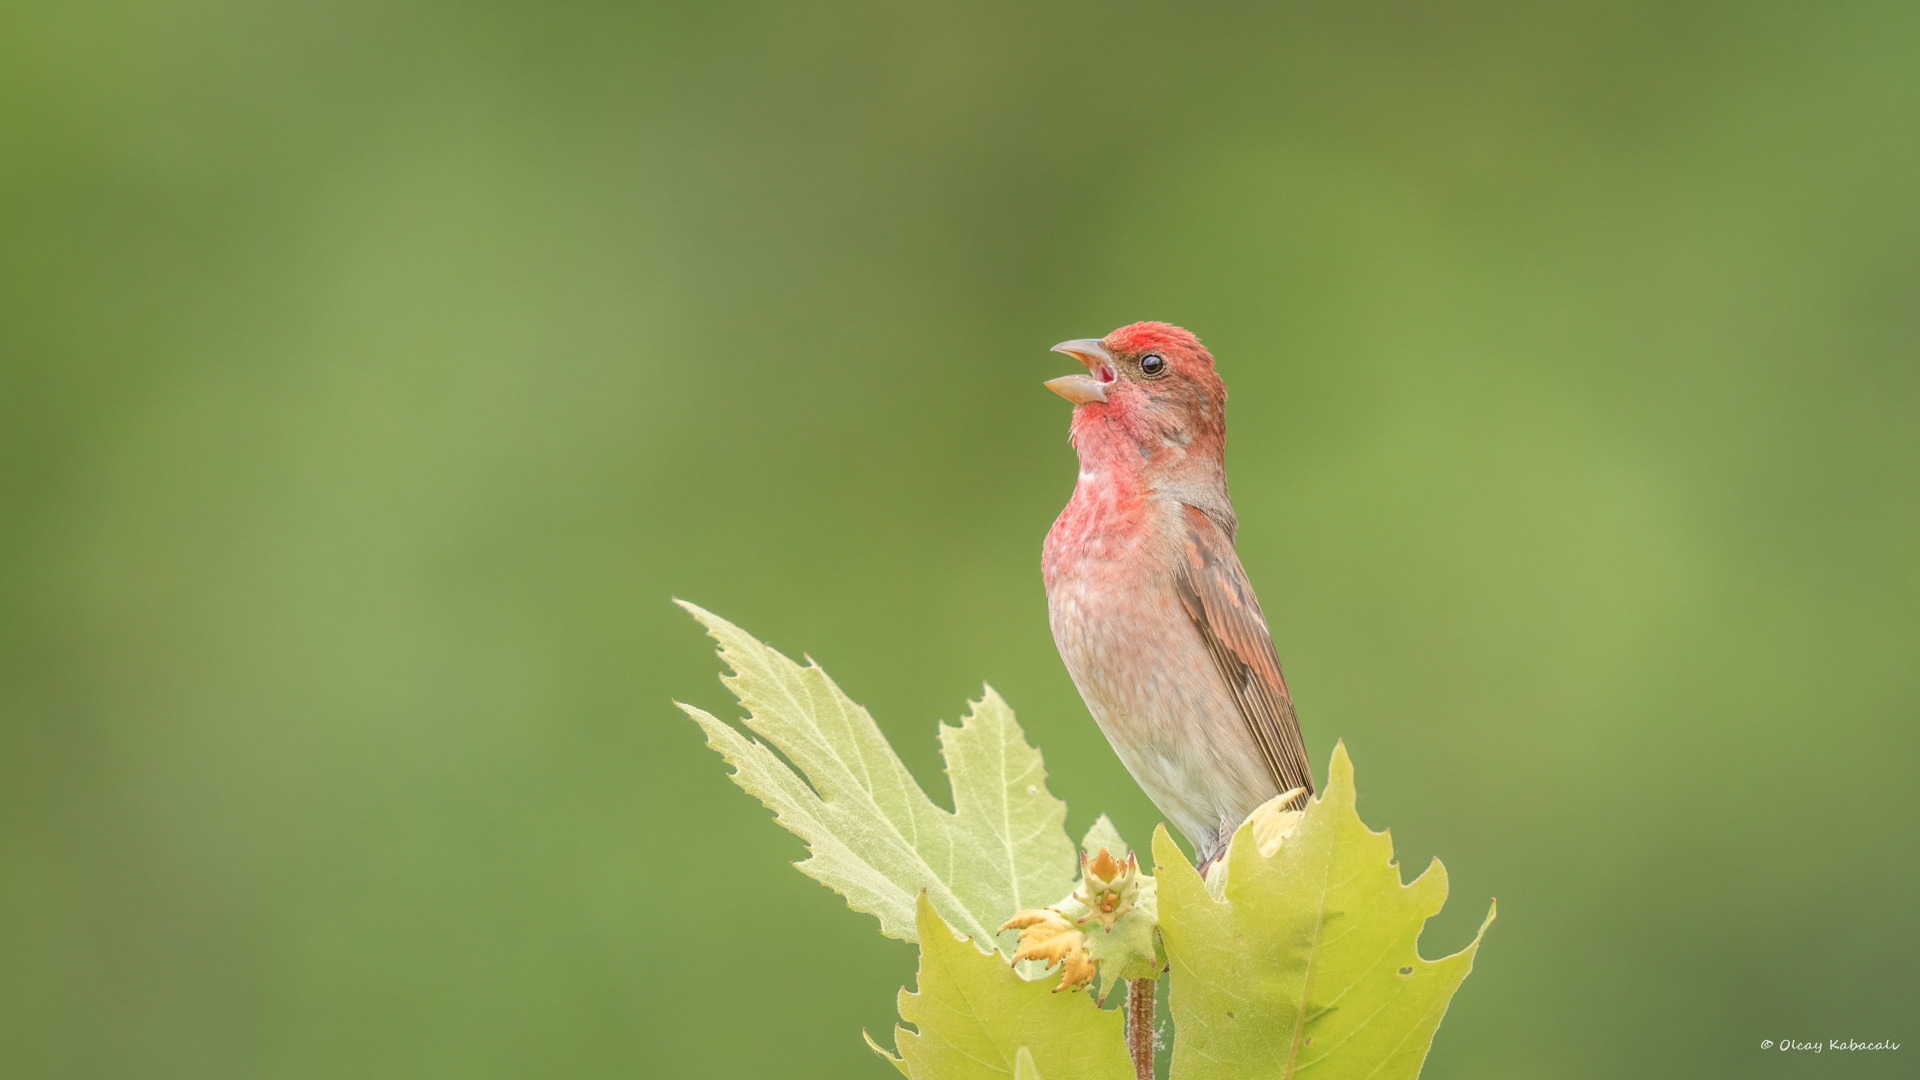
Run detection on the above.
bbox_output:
[1139,353,1167,377]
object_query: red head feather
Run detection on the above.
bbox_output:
[1047,320,1235,592]
[1056,320,1230,491]
[1104,321,1214,368]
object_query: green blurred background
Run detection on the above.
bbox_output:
[3,2,1916,1077]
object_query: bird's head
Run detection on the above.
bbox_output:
[1047,321,1227,472]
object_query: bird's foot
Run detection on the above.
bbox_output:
[1193,849,1223,879]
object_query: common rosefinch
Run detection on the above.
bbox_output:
[1043,322,1314,869]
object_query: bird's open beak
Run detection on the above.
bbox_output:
[1047,339,1116,404]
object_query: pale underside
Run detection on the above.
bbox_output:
[1046,508,1284,861]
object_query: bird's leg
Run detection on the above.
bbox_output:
[1125,975,1156,1080]
[1191,816,1237,879]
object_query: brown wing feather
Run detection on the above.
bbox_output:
[1173,504,1314,806]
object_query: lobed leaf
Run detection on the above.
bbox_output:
[889,894,1135,1080]
[1155,742,1493,1080]
[674,602,1077,953]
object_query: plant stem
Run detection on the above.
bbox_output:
[1126,976,1155,1080]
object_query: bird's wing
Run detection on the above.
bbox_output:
[1172,503,1315,804]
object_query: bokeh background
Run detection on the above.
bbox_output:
[4,2,1916,1078]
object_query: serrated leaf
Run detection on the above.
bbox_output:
[674,602,1078,953]
[1156,742,1493,1080]
[894,894,1135,1080]
[866,1029,911,1076]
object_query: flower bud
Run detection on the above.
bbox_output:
[1072,847,1140,931]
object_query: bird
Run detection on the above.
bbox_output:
[1042,321,1314,870]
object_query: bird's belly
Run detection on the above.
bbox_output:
[1046,563,1279,857]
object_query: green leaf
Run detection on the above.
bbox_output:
[866,1030,911,1076]
[1080,814,1130,859]
[893,894,1135,1080]
[674,602,1077,953]
[1156,742,1494,1080]
[1014,1046,1043,1080]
